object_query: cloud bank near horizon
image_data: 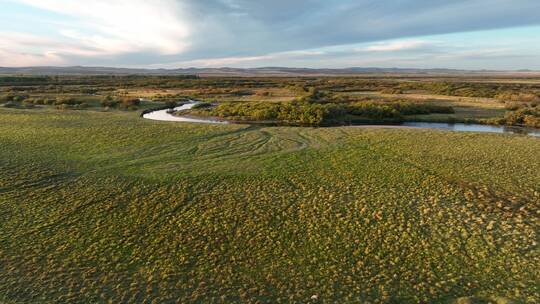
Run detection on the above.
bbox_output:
[1,0,540,69]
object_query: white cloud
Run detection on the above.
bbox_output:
[362,40,432,52]
[0,31,116,66]
[0,49,64,66]
[150,55,275,68]
[148,49,328,68]
[12,0,191,55]
[2,0,540,68]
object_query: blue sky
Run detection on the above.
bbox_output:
[1,0,539,69]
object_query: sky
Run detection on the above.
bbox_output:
[0,0,539,70]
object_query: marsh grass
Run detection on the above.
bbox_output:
[0,108,539,303]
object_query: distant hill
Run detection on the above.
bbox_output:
[0,66,539,76]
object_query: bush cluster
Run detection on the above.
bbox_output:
[197,101,335,126]
[496,92,540,103]
[0,93,29,102]
[186,100,454,126]
[100,96,141,110]
[397,82,540,99]
[487,105,540,128]
[1,94,91,109]
[24,97,56,105]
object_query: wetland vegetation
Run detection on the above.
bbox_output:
[2,75,539,127]
[1,74,539,303]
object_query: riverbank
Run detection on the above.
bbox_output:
[142,102,540,137]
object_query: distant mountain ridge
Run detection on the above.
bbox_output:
[0,66,538,76]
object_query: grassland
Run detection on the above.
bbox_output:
[8,75,540,128]
[347,91,507,122]
[1,106,539,303]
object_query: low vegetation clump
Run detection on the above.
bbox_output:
[379,87,404,94]
[0,93,30,102]
[349,101,454,117]
[22,97,56,105]
[153,93,191,103]
[496,92,540,103]
[396,81,540,99]
[53,97,88,109]
[0,108,538,303]
[185,100,454,126]
[100,95,120,108]
[184,100,334,125]
[190,102,213,109]
[487,106,540,128]
[1,100,34,109]
[100,96,141,110]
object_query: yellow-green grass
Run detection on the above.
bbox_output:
[406,107,507,123]
[344,91,507,122]
[126,87,298,103]
[0,108,539,303]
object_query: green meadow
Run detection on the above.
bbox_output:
[1,108,539,303]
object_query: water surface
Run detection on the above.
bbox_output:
[142,103,540,137]
[403,122,540,137]
[143,102,227,124]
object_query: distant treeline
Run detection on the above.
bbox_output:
[0,75,199,87]
[0,76,51,85]
[394,81,540,99]
[1,75,539,99]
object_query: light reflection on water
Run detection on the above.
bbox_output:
[403,122,540,137]
[143,104,540,138]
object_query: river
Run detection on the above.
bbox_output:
[142,101,227,124]
[142,102,539,137]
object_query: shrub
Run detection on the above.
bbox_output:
[164,101,179,108]
[504,102,524,111]
[55,103,88,110]
[55,97,81,106]
[44,98,55,105]
[380,88,404,94]
[347,102,402,120]
[0,94,15,102]
[496,92,540,103]
[256,91,272,97]
[186,100,455,126]
[191,102,212,109]
[22,100,35,108]
[14,95,29,102]
[33,98,46,105]
[2,101,17,108]
[347,101,453,120]
[4,94,30,102]
[119,98,141,110]
[101,95,119,108]
[494,107,540,128]
[299,88,331,104]
[523,115,540,128]
[504,108,540,127]
[389,101,454,115]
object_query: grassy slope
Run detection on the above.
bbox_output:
[0,108,539,303]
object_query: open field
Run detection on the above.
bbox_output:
[1,107,539,303]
